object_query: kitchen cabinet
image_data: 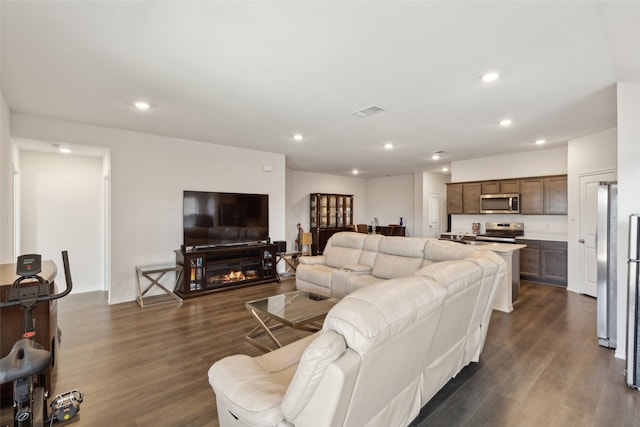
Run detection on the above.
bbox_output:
[447,182,482,214]
[462,183,481,214]
[520,178,544,214]
[446,182,481,214]
[481,179,521,194]
[519,239,540,277]
[544,175,568,214]
[448,174,567,215]
[446,183,463,214]
[518,239,567,287]
[540,240,568,283]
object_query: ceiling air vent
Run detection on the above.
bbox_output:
[352,105,385,118]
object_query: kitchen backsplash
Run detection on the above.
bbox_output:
[450,214,568,241]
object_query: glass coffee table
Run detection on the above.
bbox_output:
[245,290,338,352]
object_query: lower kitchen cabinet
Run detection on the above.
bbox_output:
[519,239,567,287]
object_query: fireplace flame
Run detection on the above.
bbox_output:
[224,270,246,282]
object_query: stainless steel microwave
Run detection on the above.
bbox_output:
[480,193,520,214]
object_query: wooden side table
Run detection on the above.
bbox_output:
[135,263,183,307]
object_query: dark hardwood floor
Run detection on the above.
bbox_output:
[2,280,640,426]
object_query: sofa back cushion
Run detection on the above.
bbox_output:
[323,277,447,426]
[324,232,366,269]
[371,237,428,279]
[423,239,475,262]
[324,276,446,353]
[358,234,384,268]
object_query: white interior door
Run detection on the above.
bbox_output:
[425,193,441,238]
[579,171,616,297]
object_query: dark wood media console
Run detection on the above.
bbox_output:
[175,243,278,299]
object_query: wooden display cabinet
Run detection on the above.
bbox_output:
[310,193,354,255]
[175,243,278,298]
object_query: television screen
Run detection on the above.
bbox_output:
[183,191,269,247]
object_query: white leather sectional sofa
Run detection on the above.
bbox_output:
[208,232,505,427]
[296,232,485,298]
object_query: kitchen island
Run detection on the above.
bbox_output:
[440,234,524,313]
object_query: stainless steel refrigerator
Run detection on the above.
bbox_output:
[627,213,640,389]
[597,182,617,348]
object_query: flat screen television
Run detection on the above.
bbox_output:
[183,191,269,248]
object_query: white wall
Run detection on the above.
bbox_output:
[20,151,104,292]
[616,82,640,359]
[0,92,18,263]
[286,169,366,250]
[366,174,414,235]
[451,147,568,182]
[12,114,286,304]
[566,127,617,293]
[449,147,569,236]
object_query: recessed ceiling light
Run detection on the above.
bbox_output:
[442,167,449,172]
[431,154,440,160]
[499,119,512,127]
[352,169,359,175]
[384,143,393,149]
[535,139,546,145]
[134,101,150,110]
[293,134,304,141]
[480,72,500,82]
[59,148,72,154]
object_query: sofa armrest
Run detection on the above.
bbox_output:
[298,255,327,265]
[208,333,317,426]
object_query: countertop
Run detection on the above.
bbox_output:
[441,232,567,243]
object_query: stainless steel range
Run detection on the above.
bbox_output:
[476,222,524,243]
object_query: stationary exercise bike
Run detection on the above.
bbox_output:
[0,252,83,427]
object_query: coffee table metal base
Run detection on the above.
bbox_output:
[245,309,323,352]
[244,290,337,352]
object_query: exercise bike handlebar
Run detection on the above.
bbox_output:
[0,250,73,308]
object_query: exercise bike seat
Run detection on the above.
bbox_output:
[0,338,52,385]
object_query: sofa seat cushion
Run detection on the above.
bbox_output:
[323,277,446,354]
[209,334,316,426]
[344,274,386,295]
[296,264,336,290]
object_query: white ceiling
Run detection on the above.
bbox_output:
[2,1,640,177]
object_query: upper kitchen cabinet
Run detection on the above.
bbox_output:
[462,183,481,213]
[448,175,567,215]
[520,178,545,214]
[447,182,481,214]
[544,175,568,215]
[481,179,521,194]
[520,175,567,215]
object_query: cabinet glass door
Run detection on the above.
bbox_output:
[320,195,328,227]
[329,196,337,227]
[337,197,344,226]
[310,195,317,228]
